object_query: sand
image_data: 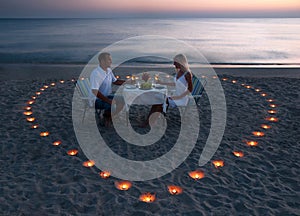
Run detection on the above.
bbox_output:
[0,65,299,215]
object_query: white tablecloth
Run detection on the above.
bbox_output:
[122,85,167,110]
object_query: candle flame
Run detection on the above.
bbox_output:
[50,83,56,86]
[31,124,39,129]
[26,117,35,122]
[261,124,271,129]
[167,185,183,195]
[27,100,35,105]
[59,80,65,83]
[40,88,45,91]
[245,85,251,89]
[246,141,258,146]
[67,149,78,156]
[255,89,261,92]
[261,93,267,97]
[40,131,50,137]
[188,170,205,180]
[252,131,265,137]
[232,80,237,83]
[139,193,156,203]
[233,151,244,157]
[268,110,277,114]
[100,171,111,179]
[24,106,32,111]
[23,111,33,116]
[53,140,62,146]
[32,96,37,99]
[222,78,228,81]
[270,104,277,108]
[83,160,95,167]
[36,92,41,95]
[115,181,132,191]
[266,117,279,122]
[212,160,224,168]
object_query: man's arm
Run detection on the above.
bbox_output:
[92,89,112,104]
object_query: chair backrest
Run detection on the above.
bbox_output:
[191,76,207,104]
[75,78,91,98]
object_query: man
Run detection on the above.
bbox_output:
[90,52,125,120]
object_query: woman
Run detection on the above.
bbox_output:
[144,54,193,127]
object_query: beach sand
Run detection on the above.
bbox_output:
[0,66,299,215]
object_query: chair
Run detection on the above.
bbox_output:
[190,76,207,106]
[163,76,206,116]
[75,78,103,123]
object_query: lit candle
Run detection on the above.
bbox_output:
[267,99,274,102]
[67,149,78,156]
[241,83,245,86]
[126,75,131,79]
[26,117,35,122]
[53,140,62,146]
[50,82,55,86]
[32,96,37,100]
[36,92,41,95]
[212,160,224,168]
[252,131,265,137]
[222,78,228,81]
[261,124,271,129]
[246,141,258,146]
[212,75,218,79]
[40,131,50,137]
[266,117,279,122]
[255,89,261,92]
[24,106,32,111]
[268,110,277,114]
[99,171,111,179]
[261,93,267,97]
[27,100,35,105]
[31,124,39,129]
[40,88,45,91]
[83,160,95,167]
[188,170,205,180]
[43,85,49,89]
[232,80,237,83]
[115,181,132,191]
[59,80,65,84]
[233,151,244,157]
[270,104,277,108]
[245,85,251,89]
[167,185,183,195]
[116,75,120,79]
[139,193,156,203]
[23,111,33,116]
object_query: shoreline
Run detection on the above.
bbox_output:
[1,63,300,80]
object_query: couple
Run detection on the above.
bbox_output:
[90,52,193,126]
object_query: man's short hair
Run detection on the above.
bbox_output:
[98,52,110,63]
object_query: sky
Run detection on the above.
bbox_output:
[1,0,300,18]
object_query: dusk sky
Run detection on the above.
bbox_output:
[1,0,300,18]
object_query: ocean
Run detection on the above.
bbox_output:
[0,18,300,66]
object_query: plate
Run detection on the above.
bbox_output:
[125,85,136,89]
[139,87,152,90]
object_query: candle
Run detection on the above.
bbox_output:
[261,124,271,129]
[40,131,50,137]
[246,141,258,146]
[252,131,265,137]
[188,170,205,180]
[100,171,111,179]
[83,160,95,167]
[268,110,277,114]
[23,111,32,116]
[31,124,39,129]
[139,193,156,203]
[53,140,62,146]
[26,117,35,122]
[115,181,132,191]
[266,117,279,122]
[233,151,244,157]
[212,160,224,168]
[167,185,183,195]
[67,149,78,156]
[27,100,35,105]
